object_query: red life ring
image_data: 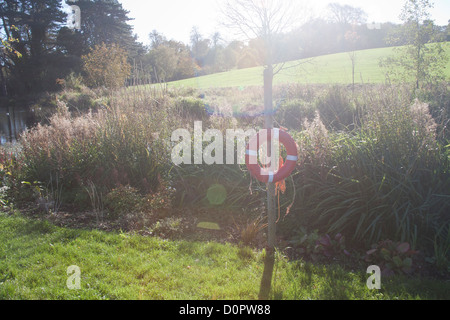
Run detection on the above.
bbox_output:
[245,128,298,183]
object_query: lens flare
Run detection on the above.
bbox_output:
[206,183,227,205]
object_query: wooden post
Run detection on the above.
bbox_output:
[259,65,276,300]
[263,65,276,248]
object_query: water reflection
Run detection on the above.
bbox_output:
[0,105,35,145]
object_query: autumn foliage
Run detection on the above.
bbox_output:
[82,43,131,89]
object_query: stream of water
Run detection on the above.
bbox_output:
[0,105,35,145]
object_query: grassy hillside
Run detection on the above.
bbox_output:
[168,43,450,89]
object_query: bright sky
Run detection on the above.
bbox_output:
[119,0,450,45]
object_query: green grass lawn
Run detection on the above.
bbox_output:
[167,43,450,89]
[1,212,449,300]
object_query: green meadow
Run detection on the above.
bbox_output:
[168,44,450,89]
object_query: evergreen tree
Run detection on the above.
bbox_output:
[65,0,144,59]
[0,0,67,95]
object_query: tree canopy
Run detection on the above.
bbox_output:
[0,0,144,97]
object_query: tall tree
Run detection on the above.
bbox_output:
[381,0,448,89]
[190,26,211,68]
[222,40,243,70]
[146,44,177,82]
[447,19,450,41]
[63,0,144,59]
[211,31,222,49]
[149,29,166,49]
[1,25,21,96]
[144,32,196,82]
[0,0,67,95]
[345,26,360,91]
[327,3,367,52]
[327,2,367,26]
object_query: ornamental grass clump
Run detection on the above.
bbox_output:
[287,96,449,252]
[17,99,170,212]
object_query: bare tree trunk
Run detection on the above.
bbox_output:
[0,67,7,97]
[7,105,13,143]
[351,54,355,92]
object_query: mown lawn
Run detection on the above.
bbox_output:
[166,43,450,89]
[1,212,449,300]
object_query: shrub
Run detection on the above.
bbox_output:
[315,233,350,258]
[171,163,261,209]
[233,215,267,246]
[289,228,321,258]
[149,217,185,239]
[0,146,23,206]
[95,107,163,193]
[82,43,131,89]
[30,93,60,123]
[364,240,418,276]
[19,105,98,194]
[104,185,143,220]
[141,181,175,218]
[296,112,332,172]
[289,228,350,261]
[59,86,105,114]
[286,95,449,252]
[430,225,450,273]
[18,99,168,210]
[315,86,356,131]
[415,82,450,141]
[63,73,85,92]
[173,97,208,121]
[275,99,315,130]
